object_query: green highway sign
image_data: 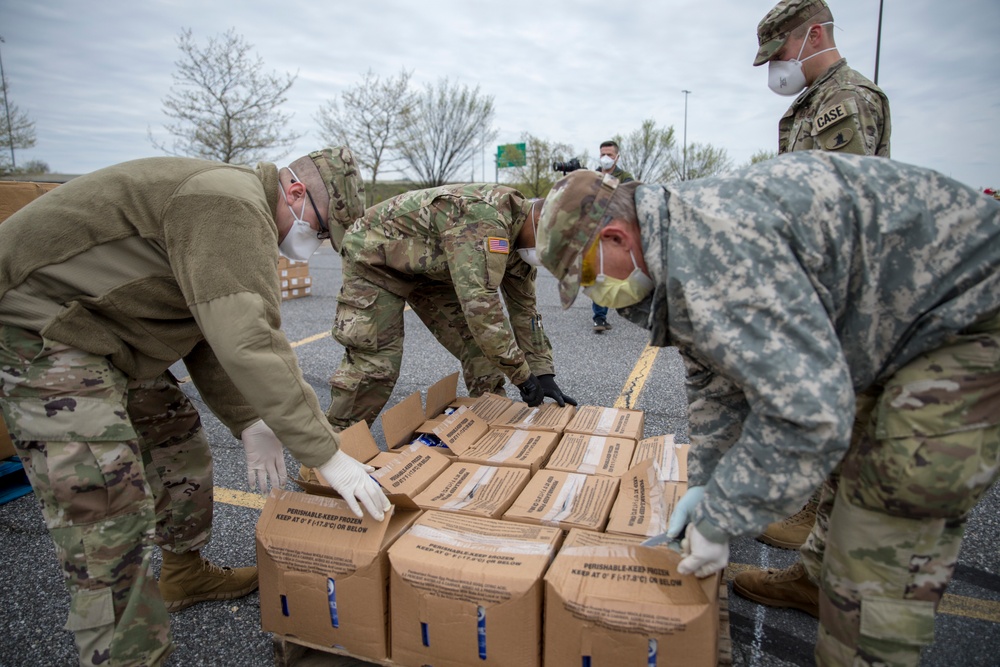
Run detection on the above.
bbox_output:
[496,143,527,168]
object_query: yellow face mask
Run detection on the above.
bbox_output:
[581,238,655,309]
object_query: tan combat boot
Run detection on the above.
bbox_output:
[732,561,819,618]
[757,496,818,549]
[158,550,259,612]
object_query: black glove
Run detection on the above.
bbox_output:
[516,374,544,407]
[537,374,578,407]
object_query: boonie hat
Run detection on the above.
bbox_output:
[536,170,620,308]
[754,0,829,66]
[308,146,366,251]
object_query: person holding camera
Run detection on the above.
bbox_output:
[325,184,576,433]
[591,140,634,333]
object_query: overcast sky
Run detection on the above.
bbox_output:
[3,0,998,190]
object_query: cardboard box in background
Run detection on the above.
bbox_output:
[631,434,690,482]
[412,462,529,519]
[456,428,559,475]
[564,405,645,443]
[428,405,489,455]
[605,459,688,539]
[490,401,576,433]
[280,275,312,290]
[455,392,513,422]
[0,415,15,459]
[256,490,420,660]
[503,471,619,532]
[295,421,451,508]
[0,181,60,224]
[280,286,312,301]
[544,529,720,667]
[544,433,636,477]
[388,510,563,667]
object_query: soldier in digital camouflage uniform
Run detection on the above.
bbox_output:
[535,154,1000,666]
[326,183,575,432]
[756,0,890,157]
[0,147,390,666]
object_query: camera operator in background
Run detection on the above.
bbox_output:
[590,140,634,333]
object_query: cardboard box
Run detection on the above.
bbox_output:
[564,405,645,442]
[544,433,636,477]
[503,471,619,532]
[452,392,513,422]
[412,462,529,519]
[427,405,489,455]
[0,414,15,459]
[0,181,60,224]
[490,401,577,433]
[388,510,563,667]
[277,257,309,270]
[605,459,688,539]
[631,434,690,482]
[279,265,310,280]
[455,428,559,475]
[295,421,452,508]
[382,373,461,450]
[256,489,420,660]
[280,286,312,301]
[280,275,312,290]
[544,529,720,667]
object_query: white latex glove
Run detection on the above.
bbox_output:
[677,524,730,578]
[317,449,391,521]
[240,419,288,494]
[666,485,706,538]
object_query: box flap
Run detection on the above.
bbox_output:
[468,393,514,422]
[425,372,459,418]
[336,420,381,464]
[503,471,619,531]
[605,459,687,538]
[545,433,636,477]
[565,406,645,441]
[631,435,689,482]
[382,390,424,449]
[431,405,488,455]
[371,443,452,508]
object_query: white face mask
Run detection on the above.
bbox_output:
[517,248,543,267]
[767,22,836,96]
[278,169,324,261]
[582,239,655,309]
[598,155,616,171]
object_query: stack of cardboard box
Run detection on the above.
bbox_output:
[278,257,312,301]
[257,372,726,666]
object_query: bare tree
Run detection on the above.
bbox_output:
[151,28,300,164]
[663,142,733,182]
[397,78,497,187]
[0,74,37,175]
[504,134,577,197]
[742,148,778,168]
[613,119,675,182]
[317,69,415,206]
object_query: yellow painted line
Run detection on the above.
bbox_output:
[724,562,1000,623]
[290,331,328,348]
[614,344,660,409]
[215,487,267,510]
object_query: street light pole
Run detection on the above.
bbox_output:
[874,0,884,85]
[681,90,692,181]
[0,36,16,169]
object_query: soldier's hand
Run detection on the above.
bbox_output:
[240,420,288,493]
[516,374,544,407]
[536,374,577,407]
[317,450,391,521]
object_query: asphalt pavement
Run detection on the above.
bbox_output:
[1,244,998,667]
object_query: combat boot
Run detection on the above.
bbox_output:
[732,561,819,618]
[757,496,818,549]
[159,550,258,612]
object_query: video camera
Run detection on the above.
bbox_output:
[552,158,583,175]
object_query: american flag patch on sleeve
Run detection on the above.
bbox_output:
[487,237,510,254]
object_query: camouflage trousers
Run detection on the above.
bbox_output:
[0,325,214,667]
[327,270,505,430]
[797,315,1000,666]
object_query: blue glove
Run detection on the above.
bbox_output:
[666,485,706,539]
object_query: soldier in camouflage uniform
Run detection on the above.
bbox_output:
[0,147,389,666]
[327,183,575,432]
[535,155,1000,666]
[755,0,890,157]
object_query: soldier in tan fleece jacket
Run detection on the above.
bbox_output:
[0,147,389,666]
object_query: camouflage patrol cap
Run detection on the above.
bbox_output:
[308,146,366,251]
[536,170,620,308]
[754,0,829,66]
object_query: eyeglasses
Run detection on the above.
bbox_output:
[293,177,330,240]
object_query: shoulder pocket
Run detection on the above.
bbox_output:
[814,98,864,152]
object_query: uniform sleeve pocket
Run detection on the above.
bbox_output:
[332,282,381,353]
[484,245,509,290]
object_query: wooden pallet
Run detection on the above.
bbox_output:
[0,456,32,505]
[274,584,732,667]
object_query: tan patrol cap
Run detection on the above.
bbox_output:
[754,0,829,66]
[536,170,621,308]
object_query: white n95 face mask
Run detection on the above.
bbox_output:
[598,155,616,171]
[767,22,836,96]
[278,178,323,261]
